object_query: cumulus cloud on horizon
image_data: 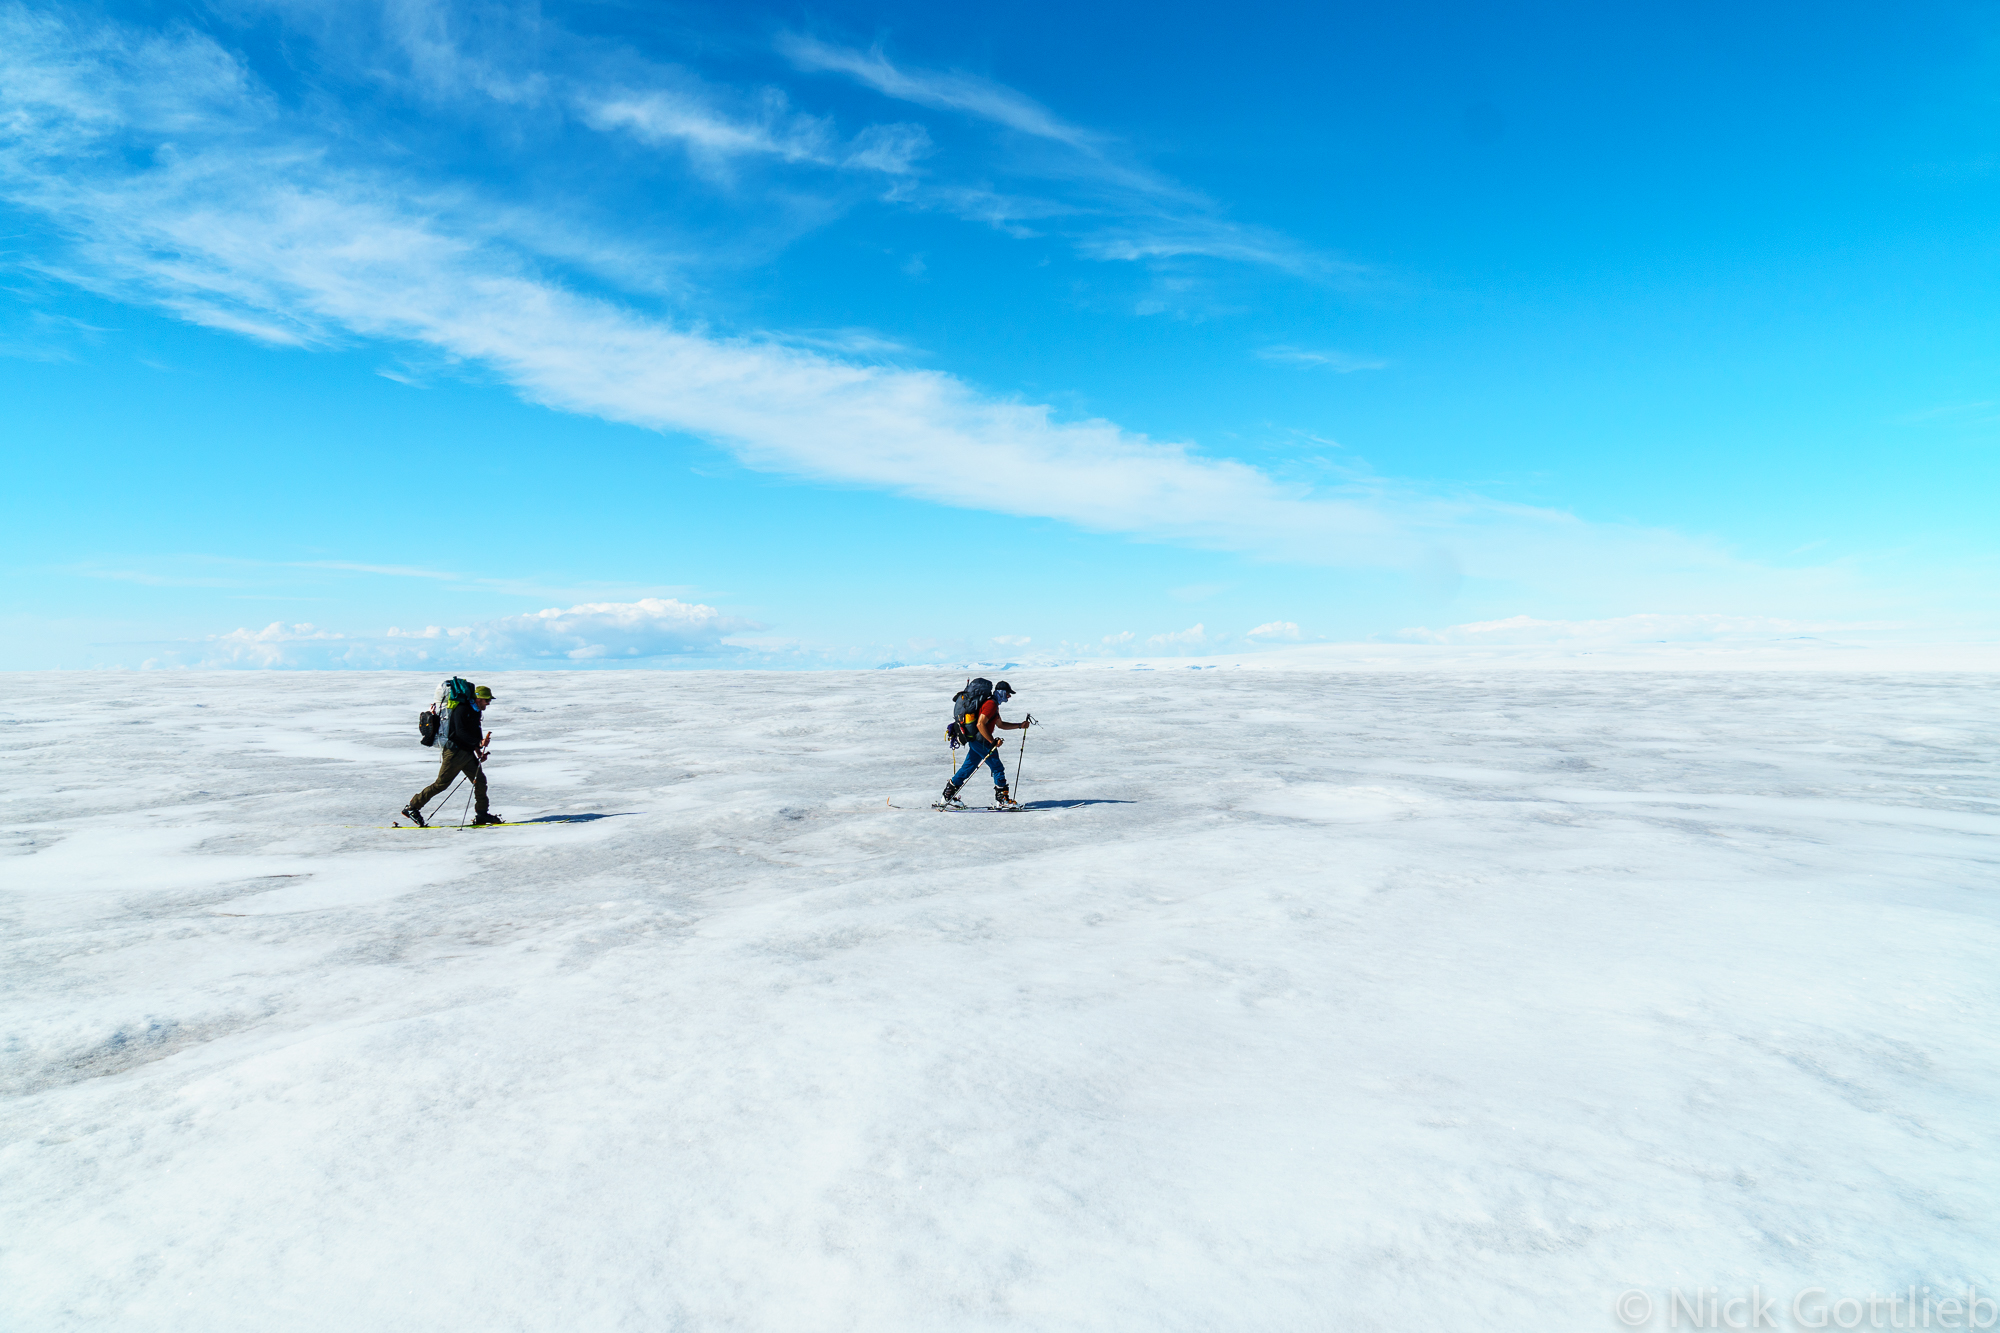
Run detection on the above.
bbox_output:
[1147,623,1210,647]
[188,597,760,669]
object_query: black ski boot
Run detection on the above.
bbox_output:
[993,787,1018,809]
[935,781,966,811]
[471,812,506,826]
[400,805,428,828]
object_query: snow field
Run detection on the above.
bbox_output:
[2,668,1997,1330]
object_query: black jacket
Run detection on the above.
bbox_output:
[443,700,483,752]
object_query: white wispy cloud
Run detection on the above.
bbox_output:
[582,86,929,176]
[293,560,463,580]
[772,327,921,357]
[584,89,834,163]
[0,7,1886,620]
[72,566,248,588]
[842,122,933,174]
[1256,346,1389,372]
[60,552,699,604]
[1077,227,1352,280]
[778,33,1341,279]
[778,34,1100,151]
[1246,621,1300,640]
[1894,400,2000,425]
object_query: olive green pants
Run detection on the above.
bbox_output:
[411,747,488,817]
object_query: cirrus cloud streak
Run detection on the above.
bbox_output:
[0,4,1872,619]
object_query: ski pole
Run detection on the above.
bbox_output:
[425,774,464,825]
[952,676,970,778]
[1016,715,1034,801]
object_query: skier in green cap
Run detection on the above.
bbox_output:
[403,684,502,826]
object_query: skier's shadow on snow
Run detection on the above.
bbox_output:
[511,813,637,824]
[1015,799,1134,811]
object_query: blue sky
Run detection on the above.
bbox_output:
[2,0,1996,668]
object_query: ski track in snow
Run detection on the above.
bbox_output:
[1,668,1996,1330]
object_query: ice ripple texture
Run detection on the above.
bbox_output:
[1,668,1996,1330]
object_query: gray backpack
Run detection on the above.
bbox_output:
[419,677,475,747]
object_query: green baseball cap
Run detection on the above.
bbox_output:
[474,685,495,699]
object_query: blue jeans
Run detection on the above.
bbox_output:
[951,738,1008,790]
